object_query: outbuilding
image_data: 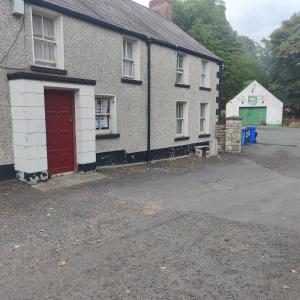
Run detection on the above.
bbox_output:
[226,81,283,126]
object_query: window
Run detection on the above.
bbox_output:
[32,13,56,67]
[200,103,209,133]
[176,102,188,136]
[176,53,185,84]
[201,60,210,88]
[32,8,64,69]
[176,53,189,84]
[96,98,113,133]
[123,40,135,78]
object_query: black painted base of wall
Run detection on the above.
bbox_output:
[0,164,15,181]
[16,171,48,184]
[0,142,210,181]
[78,162,97,173]
[96,142,210,167]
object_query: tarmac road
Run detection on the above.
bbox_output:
[0,127,299,299]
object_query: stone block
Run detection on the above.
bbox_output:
[195,149,203,158]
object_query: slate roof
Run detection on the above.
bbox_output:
[26,0,221,62]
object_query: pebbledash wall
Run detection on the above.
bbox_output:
[0,0,220,183]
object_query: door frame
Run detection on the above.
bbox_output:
[44,89,77,175]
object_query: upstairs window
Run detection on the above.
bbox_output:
[32,9,64,69]
[176,101,188,136]
[201,60,210,88]
[123,40,135,78]
[200,103,209,133]
[176,53,189,84]
[32,14,56,67]
[176,53,184,84]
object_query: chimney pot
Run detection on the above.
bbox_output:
[149,0,172,20]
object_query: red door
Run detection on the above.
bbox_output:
[45,90,75,175]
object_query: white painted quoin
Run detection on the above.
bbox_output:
[226,81,283,126]
[9,78,96,183]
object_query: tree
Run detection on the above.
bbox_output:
[268,13,300,111]
[172,0,270,107]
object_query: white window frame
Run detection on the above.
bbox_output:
[176,101,188,137]
[176,53,184,84]
[30,6,64,69]
[201,60,210,88]
[95,96,117,135]
[200,103,209,134]
[122,37,140,80]
[176,52,189,84]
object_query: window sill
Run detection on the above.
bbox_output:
[175,83,190,89]
[199,87,211,91]
[174,136,190,142]
[121,78,142,85]
[31,65,68,75]
[96,133,120,140]
[199,134,211,138]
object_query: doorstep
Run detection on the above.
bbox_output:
[32,172,106,192]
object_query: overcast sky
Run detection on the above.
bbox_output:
[133,0,300,42]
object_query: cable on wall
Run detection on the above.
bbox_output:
[0,14,28,70]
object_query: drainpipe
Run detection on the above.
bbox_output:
[146,38,152,163]
[217,61,223,125]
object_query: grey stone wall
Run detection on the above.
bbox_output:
[225,117,242,153]
[215,125,226,152]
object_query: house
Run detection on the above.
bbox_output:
[0,0,222,183]
[226,81,283,126]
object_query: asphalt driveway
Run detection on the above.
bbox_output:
[0,127,299,299]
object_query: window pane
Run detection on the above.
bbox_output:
[177,54,183,69]
[176,72,183,84]
[202,61,206,73]
[96,115,101,130]
[201,74,206,86]
[43,41,55,61]
[176,119,183,135]
[43,17,55,40]
[200,119,205,132]
[32,14,43,37]
[96,115,109,130]
[126,42,133,59]
[100,99,110,114]
[123,41,126,58]
[100,116,109,130]
[123,60,134,77]
[176,103,183,118]
[200,104,206,118]
[34,39,43,60]
[95,100,101,114]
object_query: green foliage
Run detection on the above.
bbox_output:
[268,13,300,110]
[172,0,270,107]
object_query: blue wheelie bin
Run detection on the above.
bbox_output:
[247,126,256,144]
[241,127,247,146]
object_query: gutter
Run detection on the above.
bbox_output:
[146,39,152,163]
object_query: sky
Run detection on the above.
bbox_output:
[133,0,300,42]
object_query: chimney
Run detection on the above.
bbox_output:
[149,0,172,20]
